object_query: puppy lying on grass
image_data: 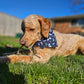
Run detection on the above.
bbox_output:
[0,15,84,64]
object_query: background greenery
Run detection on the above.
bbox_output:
[0,36,84,84]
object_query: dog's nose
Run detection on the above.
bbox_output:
[20,40,26,45]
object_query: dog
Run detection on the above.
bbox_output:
[0,15,84,63]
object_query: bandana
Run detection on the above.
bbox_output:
[34,28,58,49]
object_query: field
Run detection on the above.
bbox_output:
[0,36,84,84]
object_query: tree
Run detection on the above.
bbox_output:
[70,0,84,12]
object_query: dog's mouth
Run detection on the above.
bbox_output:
[28,44,33,48]
[25,43,34,49]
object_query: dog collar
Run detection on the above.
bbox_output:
[34,28,58,49]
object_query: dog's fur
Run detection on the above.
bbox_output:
[0,15,84,63]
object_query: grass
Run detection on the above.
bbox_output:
[0,36,84,84]
[0,36,20,55]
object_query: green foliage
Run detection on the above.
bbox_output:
[16,33,23,38]
[0,36,84,84]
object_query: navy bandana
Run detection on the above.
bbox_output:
[34,28,58,49]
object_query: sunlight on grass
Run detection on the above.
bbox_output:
[0,36,84,84]
[0,36,20,47]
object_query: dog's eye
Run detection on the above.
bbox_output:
[30,29,35,31]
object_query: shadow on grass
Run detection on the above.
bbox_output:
[0,46,30,56]
[0,63,25,84]
[0,46,18,56]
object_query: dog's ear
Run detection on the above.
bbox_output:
[38,16,51,38]
[21,21,25,33]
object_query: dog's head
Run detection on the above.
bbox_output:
[20,15,51,47]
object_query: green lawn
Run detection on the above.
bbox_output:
[0,36,84,84]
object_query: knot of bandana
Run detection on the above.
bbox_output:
[34,28,58,49]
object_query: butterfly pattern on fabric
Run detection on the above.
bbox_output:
[34,28,58,49]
